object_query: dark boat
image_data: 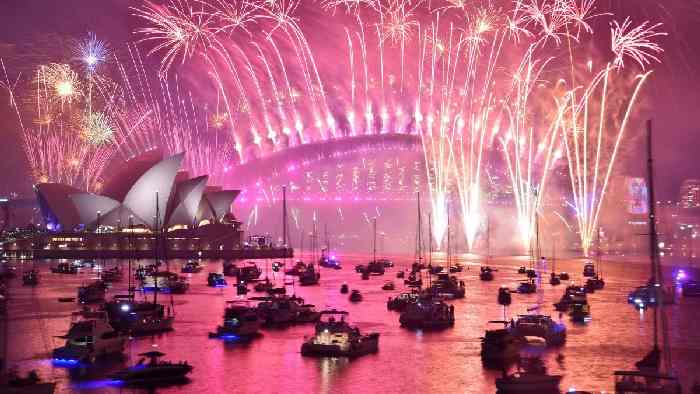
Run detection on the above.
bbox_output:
[613,371,681,394]
[223,262,240,277]
[399,296,455,330]
[22,270,39,286]
[429,265,444,274]
[495,357,562,393]
[103,295,174,335]
[396,270,405,279]
[525,269,537,278]
[569,300,591,323]
[180,260,202,273]
[254,278,274,293]
[254,295,319,325]
[449,264,463,273]
[111,351,192,386]
[404,271,422,287]
[481,321,524,368]
[301,310,379,358]
[517,279,536,294]
[340,283,349,294]
[586,275,605,291]
[480,266,494,281]
[387,292,419,311]
[682,280,700,297]
[558,272,570,280]
[426,273,465,299]
[549,272,561,286]
[381,281,395,290]
[51,262,78,275]
[207,273,228,288]
[361,271,370,280]
[285,261,307,276]
[209,300,262,341]
[77,280,107,304]
[365,261,385,275]
[349,289,363,302]
[553,285,587,312]
[1,370,55,394]
[52,312,126,365]
[498,287,512,306]
[511,314,566,346]
[238,262,262,281]
[583,262,595,277]
[377,258,394,268]
[517,266,527,274]
[101,266,123,283]
[298,264,320,286]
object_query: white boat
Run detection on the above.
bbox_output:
[53,311,126,365]
[301,310,379,358]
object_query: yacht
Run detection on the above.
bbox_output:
[517,266,527,274]
[570,300,591,323]
[319,254,342,269]
[207,273,227,288]
[238,262,262,281]
[426,273,465,299]
[404,271,422,287]
[103,295,174,335]
[210,300,262,341]
[53,311,126,365]
[340,283,349,294]
[511,314,566,346]
[495,357,562,393]
[51,262,78,274]
[300,310,379,358]
[517,279,536,294]
[586,275,605,290]
[553,285,587,312]
[583,262,596,277]
[298,264,320,286]
[254,295,319,326]
[381,281,395,290]
[1,370,55,394]
[558,272,570,280]
[479,266,494,281]
[253,278,274,293]
[180,260,202,273]
[142,272,189,294]
[22,270,39,286]
[349,290,363,302]
[399,297,455,330]
[111,351,192,386]
[387,292,419,311]
[549,272,561,286]
[481,321,524,368]
[285,261,307,276]
[77,281,107,304]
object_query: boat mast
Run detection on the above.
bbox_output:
[282,186,287,249]
[128,215,133,300]
[597,227,602,276]
[646,119,663,360]
[372,218,377,264]
[428,213,432,267]
[153,191,159,306]
[487,214,491,263]
[416,191,422,264]
[447,203,451,269]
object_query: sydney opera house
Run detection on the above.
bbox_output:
[3,151,291,260]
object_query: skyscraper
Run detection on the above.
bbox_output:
[680,179,700,208]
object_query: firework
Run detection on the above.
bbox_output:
[81,111,115,145]
[74,32,109,73]
[611,17,665,70]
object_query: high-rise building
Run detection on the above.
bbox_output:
[679,179,700,208]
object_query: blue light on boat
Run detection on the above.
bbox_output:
[52,358,80,367]
[220,334,241,341]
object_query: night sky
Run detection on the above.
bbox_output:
[0,0,698,200]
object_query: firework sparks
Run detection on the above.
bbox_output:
[74,32,109,73]
[81,112,115,146]
[611,17,666,70]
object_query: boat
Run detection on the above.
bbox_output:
[558,272,570,280]
[411,192,427,274]
[180,260,202,273]
[381,281,395,290]
[613,371,681,394]
[223,262,240,277]
[517,266,527,274]
[207,273,227,287]
[361,271,370,280]
[682,280,700,297]
[498,287,512,307]
[354,264,366,273]
[340,283,349,294]
[553,285,587,311]
[449,264,463,273]
[298,264,320,286]
[238,262,262,281]
[366,218,385,277]
[426,273,465,299]
[254,277,274,293]
[209,300,262,341]
[404,271,422,287]
[569,299,591,323]
[517,279,536,294]
[614,123,683,393]
[387,291,419,311]
[429,265,444,274]
[103,295,174,334]
[77,280,107,304]
[22,270,39,286]
[481,321,524,368]
[111,351,192,386]
[254,294,319,325]
[51,262,78,274]
[495,357,562,393]
[377,258,393,268]
[480,266,495,281]
[349,289,363,302]
[525,269,537,278]
[365,261,386,275]
[52,311,126,365]
[396,270,405,278]
[319,225,342,269]
[101,266,123,283]
[588,229,605,290]
[583,261,596,277]
[1,370,55,394]
[586,275,605,291]
[399,297,455,330]
[511,314,566,346]
[285,261,307,276]
[300,310,379,358]
[142,272,189,294]
[549,272,561,286]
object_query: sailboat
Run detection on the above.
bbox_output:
[319,223,341,269]
[480,216,495,281]
[586,229,605,291]
[517,211,538,294]
[549,237,561,286]
[104,194,174,335]
[299,220,320,286]
[614,120,681,393]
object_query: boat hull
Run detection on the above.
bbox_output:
[301,334,379,358]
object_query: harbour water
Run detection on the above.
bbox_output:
[2,254,699,393]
